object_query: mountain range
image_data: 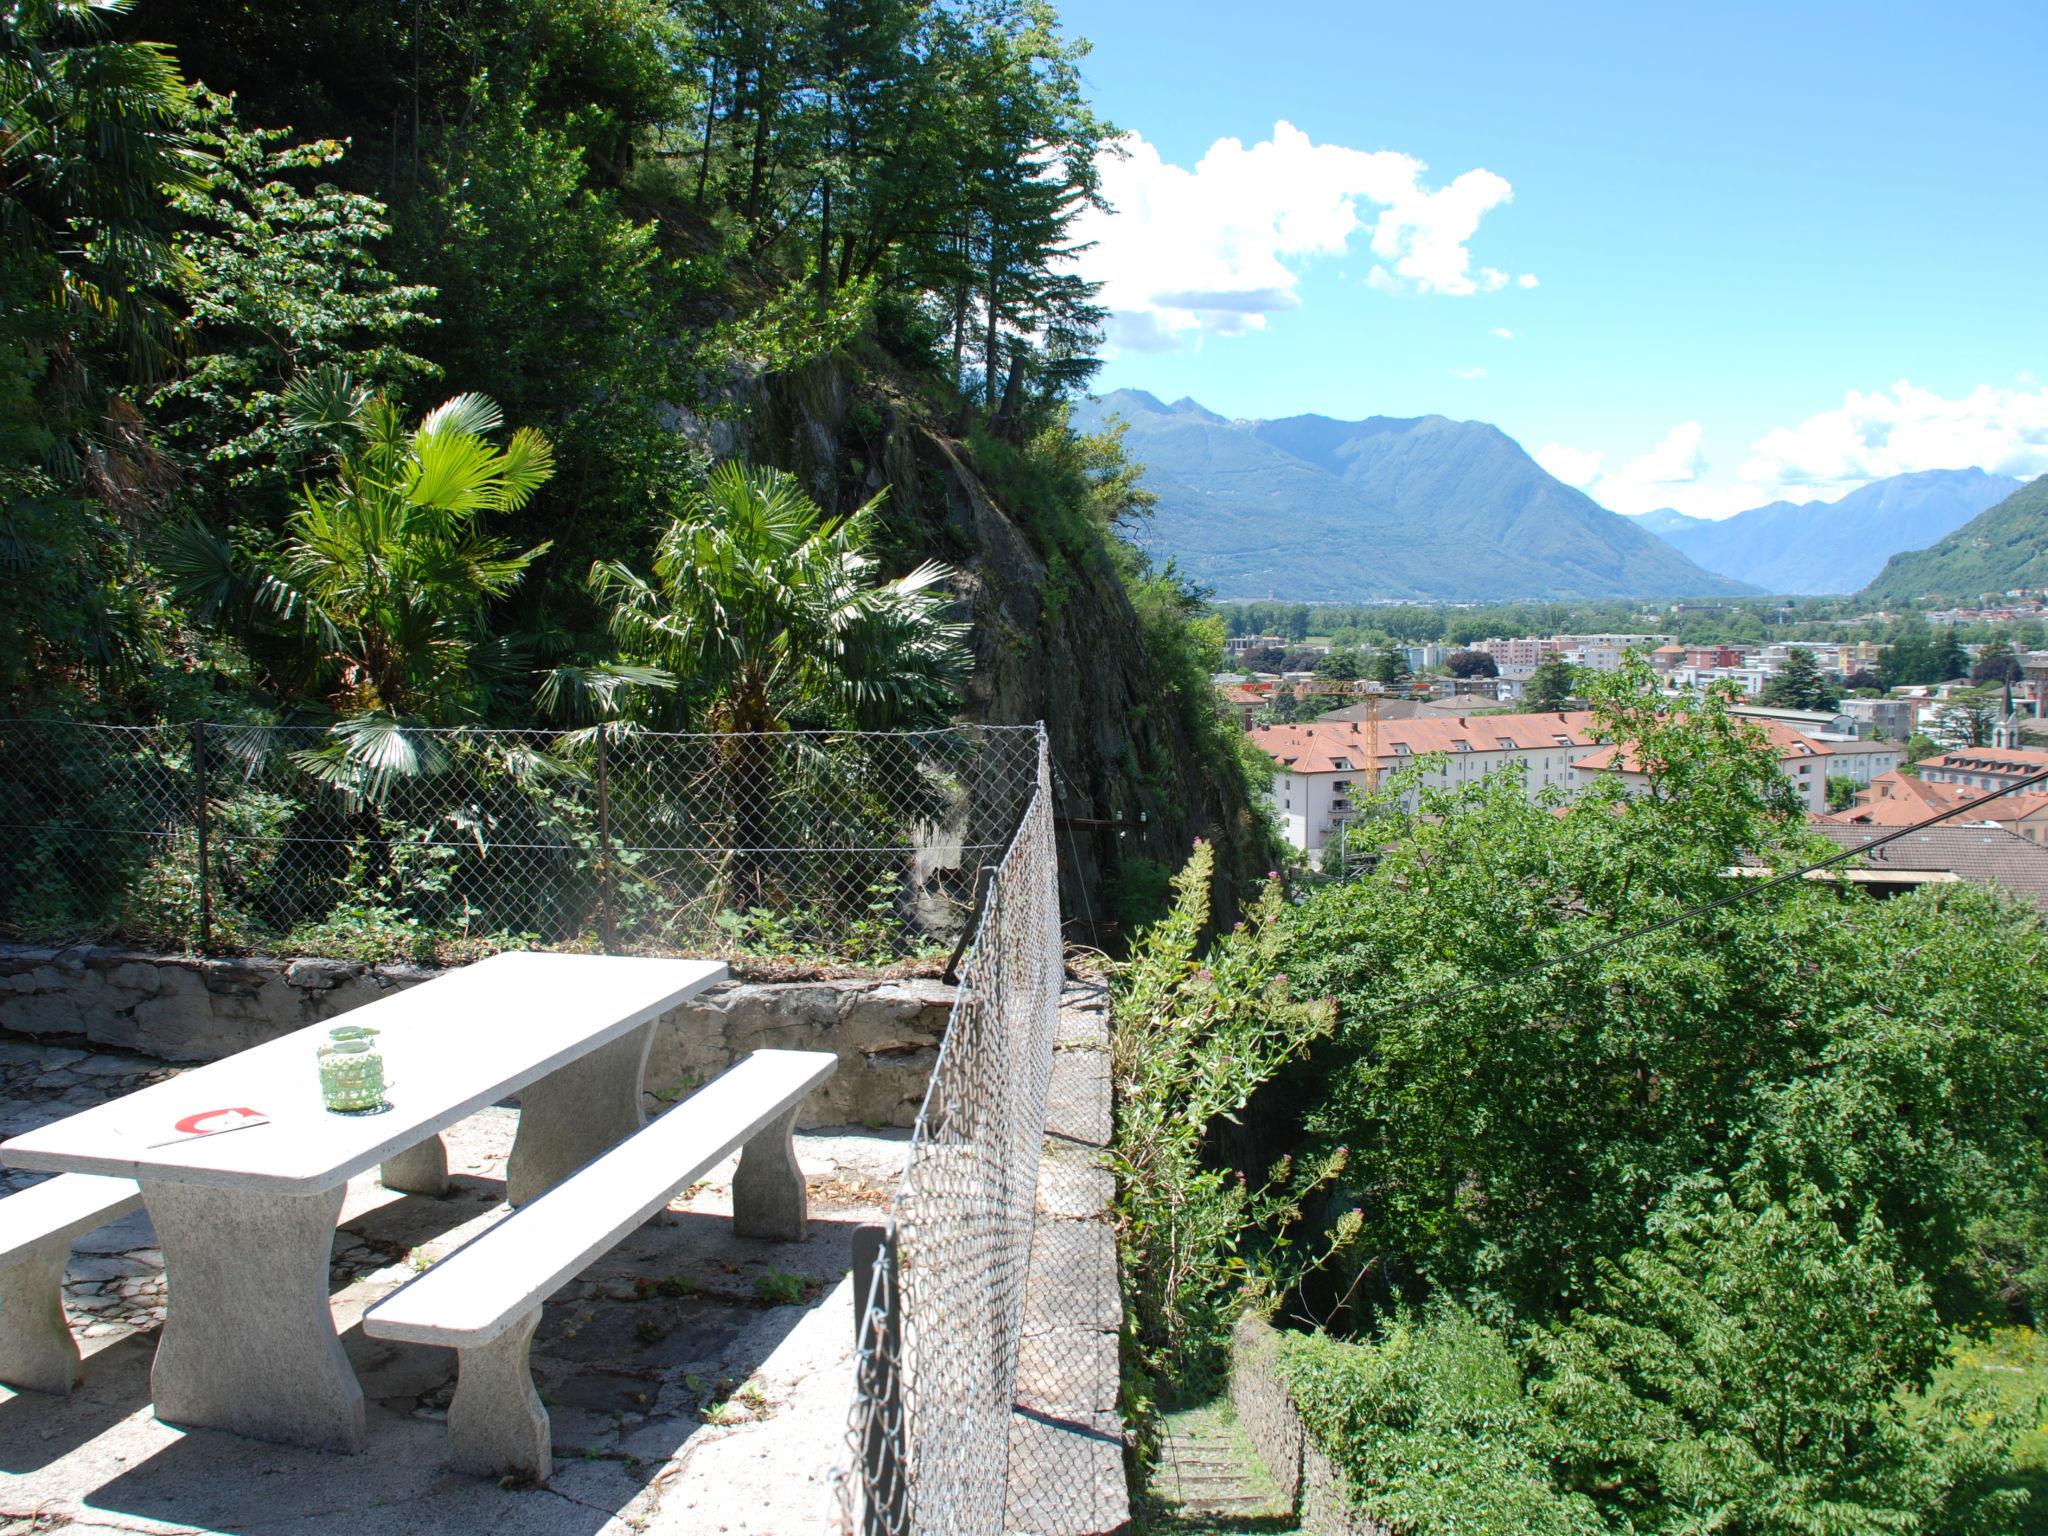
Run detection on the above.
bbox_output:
[1071,390,1752,602]
[1628,469,2024,594]
[1862,474,2048,602]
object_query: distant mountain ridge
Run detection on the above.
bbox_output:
[1628,468,2023,594]
[1073,390,1752,602]
[1861,475,2048,601]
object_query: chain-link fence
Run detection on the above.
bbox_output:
[831,733,1066,1533]
[0,718,1043,966]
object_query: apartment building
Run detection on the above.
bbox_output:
[1573,720,1834,812]
[1842,697,1917,742]
[1916,745,2048,794]
[1252,710,1602,852]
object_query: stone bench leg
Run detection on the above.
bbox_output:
[734,1105,808,1242]
[449,1306,550,1482]
[506,1022,656,1207]
[0,1238,82,1396]
[381,1134,451,1197]
[146,1181,366,1453]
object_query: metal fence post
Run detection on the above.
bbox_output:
[595,728,617,953]
[851,1223,906,1535]
[190,721,213,955]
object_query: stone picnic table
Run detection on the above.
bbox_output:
[1,950,725,1454]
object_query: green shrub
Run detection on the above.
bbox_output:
[1112,843,1346,1401]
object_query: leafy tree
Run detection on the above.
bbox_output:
[1825,774,1861,812]
[1937,688,2001,748]
[1759,646,1839,710]
[163,373,554,721]
[1973,642,2023,685]
[1446,648,1499,679]
[1526,654,1576,710]
[1285,661,2048,1318]
[0,0,203,691]
[1316,647,1364,681]
[1367,646,1410,688]
[1532,1188,2024,1535]
[585,461,969,734]
[151,89,437,520]
[1843,667,1884,693]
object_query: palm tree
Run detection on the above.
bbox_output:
[164,368,555,724]
[584,460,972,914]
[2,0,203,382]
[585,460,970,734]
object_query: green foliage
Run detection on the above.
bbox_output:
[1758,645,1841,710]
[1284,1313,1605,1536]
[1286,661,2048,1317]
[162,379,554,721]
[152,89,435,522]
[1533,1187,2026,1535]
[587,461,969,734]
[1282,1196,2028,1536]
[1881,615,1970,688]
[1526,653,1577,710]
[1866,474,2048,603]
[0,0,203,693]
[1827,773,1862,811]
[1111,843,1346,1399]
[753,1268,805,1306]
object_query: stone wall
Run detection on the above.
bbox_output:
[0,944,951,1129]
[1229,1313,1395,1536]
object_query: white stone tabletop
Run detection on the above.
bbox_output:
[0,952,726,1192]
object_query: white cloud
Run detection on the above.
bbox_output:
[1542,379,2048,520]
[1517,274,1540,289]
[1451,366,1488,380]
[1075,122,1527,351]
[1491,327,1516,340]
[1737,379,2048,498]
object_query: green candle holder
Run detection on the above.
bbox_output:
[318,1025,385,1113]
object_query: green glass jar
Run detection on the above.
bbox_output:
[318,1025,385,1113]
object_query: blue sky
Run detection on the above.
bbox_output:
[1058,0,2048,518]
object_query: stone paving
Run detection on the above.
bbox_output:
[0,1033,903,1535]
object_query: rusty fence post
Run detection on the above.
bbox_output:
[851,1223,906,1534]
[190,721,213,955]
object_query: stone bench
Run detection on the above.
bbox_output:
[0,1173,144,1394]
[363,1048,837,1481]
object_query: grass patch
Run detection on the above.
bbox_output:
[1939,1326,2048,1532]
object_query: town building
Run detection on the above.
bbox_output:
[1916,745,2048,794]
[1800,824,2048,914]
[1841,697,1917,742]
[1252,711,1602,853]
[1829,770,2048,845]
[1572,720,1833,812]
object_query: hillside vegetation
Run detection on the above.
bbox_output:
[0,0,1273,924]
[1863,474,2048,602]
[1071,390,1751,601]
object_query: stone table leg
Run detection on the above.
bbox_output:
[381,1134,451,1197]
[449,1307,550,1482]
[505,1022,655,1207]
[144,1181,365,1453]
[734,1104,808,1241]
[0,1238,82,1395]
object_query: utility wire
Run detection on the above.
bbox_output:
[1376,758,2048,1017]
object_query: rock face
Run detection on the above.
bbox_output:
[728,359,1272,932]
[0,945,955,1129]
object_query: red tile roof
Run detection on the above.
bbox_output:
[1575,719,1832,776]
[1251,711,1600,774]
